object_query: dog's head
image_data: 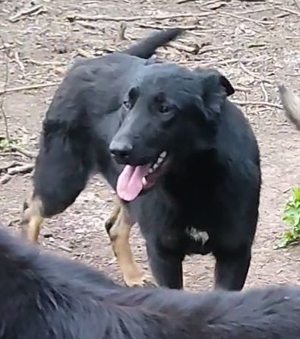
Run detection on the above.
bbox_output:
[110,64,234,201]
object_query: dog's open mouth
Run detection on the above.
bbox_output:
[116,151,170,201]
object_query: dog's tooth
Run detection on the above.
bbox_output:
[142,177,147,186]
[160,151,167,158]
[153,163,159,170]
[157,157,164,164]
[148,168,154,174]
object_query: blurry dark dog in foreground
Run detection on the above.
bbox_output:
[278,85,300,129]
[1,223,300,339]
[22,25,261,291]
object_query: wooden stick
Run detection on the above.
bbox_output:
[9,145,37,159]
[220,11,273,25]
[168,41,200,54]
[137,23,211,31]
[66,11,214,22]
[9,5,45,23]
[232,100,282,109]
[0,174,12,185]
[7,163,34,175]
[0,161,24,172]
[0,82,60,95]
[276,6,300,17]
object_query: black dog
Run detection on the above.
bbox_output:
[1,223,300,339]
[25,27,261,291]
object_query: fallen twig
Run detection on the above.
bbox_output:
[0,82,60,95]
[232,100,282,109]
[276,6,300,17]
[7,163,34,175]
[234,86,250,92]
[220,11,273,25]
[0,45,10,142]
[76,49,93,58]
[0,161,24,172]
[25,58,65,67]
[239,62,272,84]
[0,174,12,185]
[196,46,223,55]
[58,245,73,253]
[9,145,37,159]
[205,1,227,10]
[118,22,127,41]
[76,20,99,30]
[182,58,240,67]
[14,51,25,74]
[168,41,200,54]
[176,0,195,4]
[260,82,268,102]
[138,23,209,30]
[66,11,214,22]
[8,5,46,23]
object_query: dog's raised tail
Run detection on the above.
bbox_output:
[278,85,300,130]
[124,28,183,59]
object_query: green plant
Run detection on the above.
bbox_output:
[277,187,300,248]
[0,136,19,150]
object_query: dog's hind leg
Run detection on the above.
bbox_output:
[21,194,45,242]
[21,171,87,244]
[213,246,251,291]
[21,130,92,243]
[105,198,150,287]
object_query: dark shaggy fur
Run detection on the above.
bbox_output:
[29,28,261,291]
[1,224,300,339]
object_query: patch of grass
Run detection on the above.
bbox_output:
[276,187,300,249]
[0,136,20,151]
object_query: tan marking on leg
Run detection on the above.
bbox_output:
[105,200,121,229]
[106,198,146,287]
[21,195,44,243]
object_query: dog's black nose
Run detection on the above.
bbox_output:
[109,141,133,163]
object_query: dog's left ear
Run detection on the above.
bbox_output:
[193,68,235,121]
[196,68,235,98]
[219,72,235,96]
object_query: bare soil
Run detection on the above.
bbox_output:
[1,0,300,291]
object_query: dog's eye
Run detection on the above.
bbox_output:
[123,100,131,110]
[158,104,170,114]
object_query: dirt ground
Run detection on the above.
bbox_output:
[1,0,300,291]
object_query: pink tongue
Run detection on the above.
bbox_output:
[116,164,151,201]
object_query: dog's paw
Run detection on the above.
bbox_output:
[123,272,155,288]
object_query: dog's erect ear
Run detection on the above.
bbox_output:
[219,72,235,96]
[196,68,235,98]
[193,69,235,122]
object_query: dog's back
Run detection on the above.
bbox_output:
[0,224,167,339]
[44,28,183,134]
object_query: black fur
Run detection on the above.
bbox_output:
[1,224,300,339]
[32,28,261,291]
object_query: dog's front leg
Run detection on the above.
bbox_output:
[213,246,251,291]
[146,240,184,289]
[105,198,148,287]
